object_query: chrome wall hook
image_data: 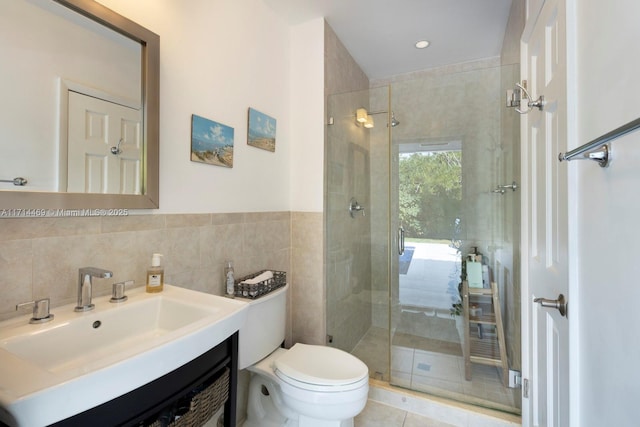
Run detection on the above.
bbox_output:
[110,138,123,155]
[513,82,545,114]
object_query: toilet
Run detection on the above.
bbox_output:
[238,284,369,427]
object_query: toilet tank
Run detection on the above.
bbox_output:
[238,284,287,369]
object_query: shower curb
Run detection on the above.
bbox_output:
[367,379,521,427]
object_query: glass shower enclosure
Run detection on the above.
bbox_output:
[326,86,390,375]
[325,63,521,414]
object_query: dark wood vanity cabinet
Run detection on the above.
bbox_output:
[51,332,238,427]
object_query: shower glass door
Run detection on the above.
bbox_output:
[389,64,521,413]
[391,141,465,393]
[325,63,521,415]
[325,86,391,380]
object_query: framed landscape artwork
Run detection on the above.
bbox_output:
[190,114,234,168]
[247,107,276,152]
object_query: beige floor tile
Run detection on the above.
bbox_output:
[354,400,406,427]
[403,412,458,427]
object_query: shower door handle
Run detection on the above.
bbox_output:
[398,227,405,255]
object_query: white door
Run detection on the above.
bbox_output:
[67,91,142,194]
[521,0,570,425]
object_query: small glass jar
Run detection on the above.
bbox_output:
[224,261,235,298]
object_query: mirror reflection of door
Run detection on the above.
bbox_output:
[67,91,142,194]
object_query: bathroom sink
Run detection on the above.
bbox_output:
[2,295,218,373]
[0,285,248,426]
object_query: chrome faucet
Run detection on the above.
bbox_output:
[75,267,113,312]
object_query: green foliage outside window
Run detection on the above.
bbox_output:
[399,151,462,240]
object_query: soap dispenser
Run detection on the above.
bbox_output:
[146,253,164,293]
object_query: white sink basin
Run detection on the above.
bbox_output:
[3,296,217,374]
[0,285,248,426]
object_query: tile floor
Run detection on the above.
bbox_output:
[355,400,456,427]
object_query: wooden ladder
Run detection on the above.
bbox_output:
[462,281,509,386]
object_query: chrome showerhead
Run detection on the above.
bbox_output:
[390,111,400,127]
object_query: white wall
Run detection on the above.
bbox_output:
[289,18,325,212]
[98,0,321,214]
[575,0,640,424]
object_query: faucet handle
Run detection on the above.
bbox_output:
[16,298,54,324]
[110,280,132,303]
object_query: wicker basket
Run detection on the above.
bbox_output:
[148,368,229,427]
[234,270,286,299]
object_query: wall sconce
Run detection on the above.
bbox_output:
[364,115,374,128]
[354,107,395,129]
[356,107,375,128]
[356,108,368,123]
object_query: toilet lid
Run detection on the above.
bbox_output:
[274,343,368,387]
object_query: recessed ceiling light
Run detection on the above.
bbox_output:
[415,40,430,49]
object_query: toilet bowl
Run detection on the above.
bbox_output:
[238,284,369,427]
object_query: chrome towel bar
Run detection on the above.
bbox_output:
[558,117,640,167]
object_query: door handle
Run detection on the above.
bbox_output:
[398,226,405,255]
[534,294,567,317]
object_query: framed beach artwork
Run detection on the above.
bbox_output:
[247,107,276,152]
[190,114,234,168]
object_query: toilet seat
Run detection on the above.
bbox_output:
[274,343,369,392]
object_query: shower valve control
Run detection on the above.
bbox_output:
[349,197,365,218]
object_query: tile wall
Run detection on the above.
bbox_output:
[0,211,328,347]
[324,22,373,352]
[290,212,324,345]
